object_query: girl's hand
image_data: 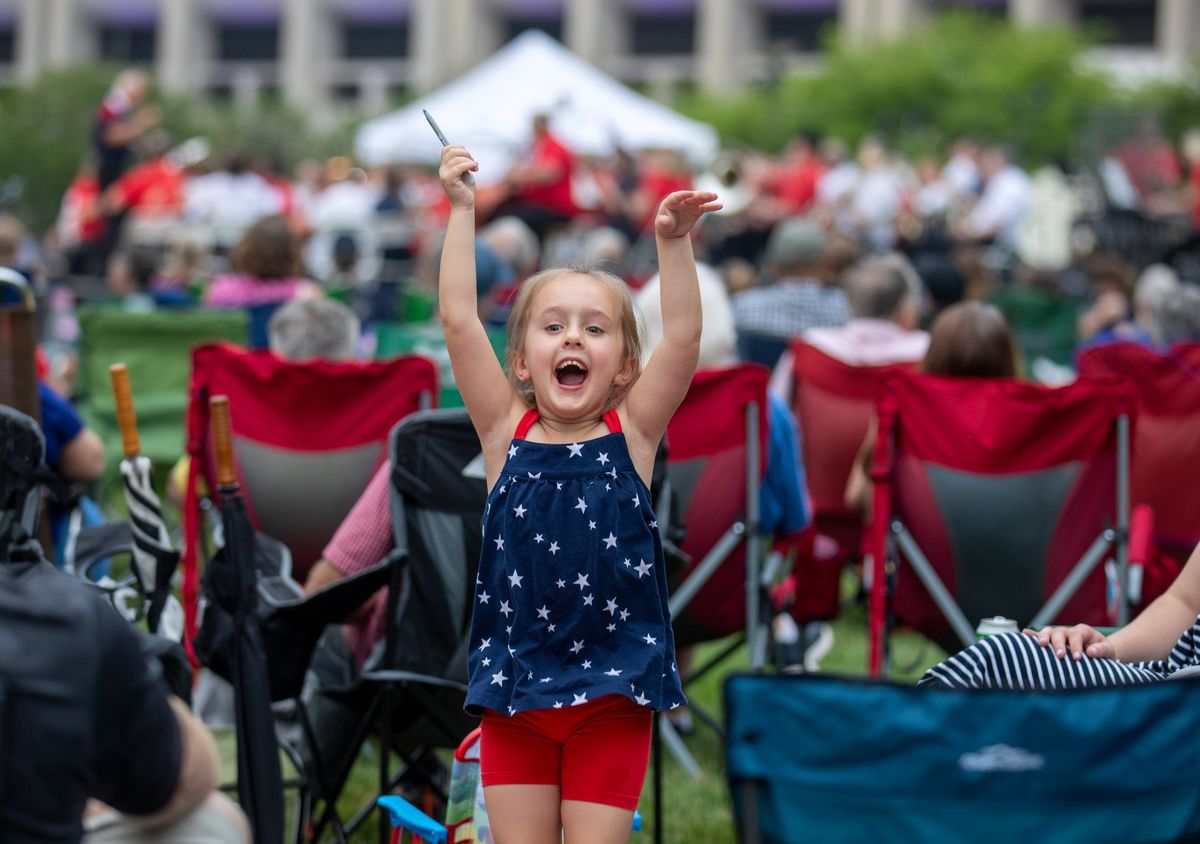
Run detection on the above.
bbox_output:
[654,190,722,239]
[439,145,478,209]
[1022,624,1115,661]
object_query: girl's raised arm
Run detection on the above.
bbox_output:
[625,190,721,446]
[438,146,517,443]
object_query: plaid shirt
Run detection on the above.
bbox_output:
[733,278,850,340]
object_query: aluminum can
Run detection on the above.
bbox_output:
[976,616,1019,638]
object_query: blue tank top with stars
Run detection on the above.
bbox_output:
[464,408,685,717]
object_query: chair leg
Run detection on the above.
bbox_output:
[297,700,350,844]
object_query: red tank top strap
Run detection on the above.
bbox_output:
[603,408,622,433]
[513,408,540,440]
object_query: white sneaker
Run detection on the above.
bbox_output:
[803,622,835,673]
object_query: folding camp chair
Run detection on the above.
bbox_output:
[865,370,1137,675]
[76,306,249,469]
[725,671,1200,844]
[182,342,437,661]
[310,408,483,843]
[788,339,915,559]
[1078,341,1200,562]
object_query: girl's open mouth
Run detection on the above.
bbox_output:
[555,360,589,387]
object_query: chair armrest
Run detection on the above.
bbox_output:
[357,670,469,694]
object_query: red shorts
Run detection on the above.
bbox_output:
[479,694,653,810]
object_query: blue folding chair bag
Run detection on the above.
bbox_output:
[725,672,1200,844]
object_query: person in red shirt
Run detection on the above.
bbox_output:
[496,114,577,241]
[104,132,185,220]
[767,133,826,218]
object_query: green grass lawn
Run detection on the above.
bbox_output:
[312,581,947,843]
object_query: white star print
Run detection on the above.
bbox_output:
[478,591,490,605]
[619,608,631,621]
[582,659,592,669]
[574,573,589,589]
[608,467,617,480]
[494,535,505,550]
[605,483,611,491]
[506,626,512,634]
[650,520,658,529]
[528,671,534,680]
[491,671,507,686]
[603,532,617,549]
[499,600,513,617]
[548,623,556,632]
[513,505,526,518]
[548,542,560,555]
[596,452,609,465]
[555,579,566,589]
[536,605,550,619]
[635,692,651,706]
[498,485,506,494]
[643,633,657,645]
[508,706,515,715]
[588,520,596,530]
[623,558,631,567]
[508,645,516,656]
[635,559,653,578]
[508,570,523,588]
[631,494,639,508]
[604,598,618,615]
[540,677,551,683]
[570,639,585,655]
[528,471,541,479]
[575,497,588,514]
[534,533,544,543]
[606,623,616,632]
[556,481,563,490]
[478,638,491,652]
[481,657,491,667]
[583,594,594,606]
[605,668,623,677]
[553,701,564,709]
[507,443,518,458]
[572,692,588,706]
[567,443,584,458]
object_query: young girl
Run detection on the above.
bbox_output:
[438,144,719,844]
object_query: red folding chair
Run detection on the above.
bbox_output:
[788,339,916,559]
[665,364,770,660]
[181,342,437,661]
[865,370,1137,675]
[1078,341,1200,561]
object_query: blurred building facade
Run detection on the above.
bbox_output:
[0,0,1193,109]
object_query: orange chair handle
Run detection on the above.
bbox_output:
[109,363,140,458]
[210,395,237,489]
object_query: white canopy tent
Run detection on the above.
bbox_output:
[354,30,720,184]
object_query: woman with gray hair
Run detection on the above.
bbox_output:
[266,298,361,362]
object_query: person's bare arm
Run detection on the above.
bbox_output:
[101,106,160,147]
[126,697,220,829]
[59,428,107,483]
[623,191,720,475]
[438,146,519,457]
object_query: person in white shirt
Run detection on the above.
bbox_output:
[958,146,1032,247]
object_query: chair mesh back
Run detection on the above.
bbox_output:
[1078,342,1200,554]
[386,409,486,681]
[666,366,769,646]
[883,372,1132,638]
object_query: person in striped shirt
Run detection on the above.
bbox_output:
[921,538,1200,690]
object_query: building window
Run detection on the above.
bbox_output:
[629,13,695,56]
[930,0,1008,15]
[503,17,563,43]
[1080,1,1156,46]
[762,11,837,53]
[0,28,13,64]
[343,23,410,59]
[216,25,279,61]
[99,26,156,63]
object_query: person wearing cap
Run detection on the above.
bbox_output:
[732,216,849,369]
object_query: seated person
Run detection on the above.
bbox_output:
[921,536,1200,690]
[38,378,108,564]
[0,406,248,843]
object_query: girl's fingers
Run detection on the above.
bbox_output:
[1049,627,1068,659]
[1067,628,1085,660]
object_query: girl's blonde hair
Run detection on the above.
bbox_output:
[505,266,643,408]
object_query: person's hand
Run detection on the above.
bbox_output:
[1022,624,1115,661]
[654,190,722,239]
[439,145,478,209]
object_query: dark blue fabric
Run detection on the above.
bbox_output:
[760,392,810,537]
[465,426,685,716]
[37,381,83,471]
[726,672,1200,844]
